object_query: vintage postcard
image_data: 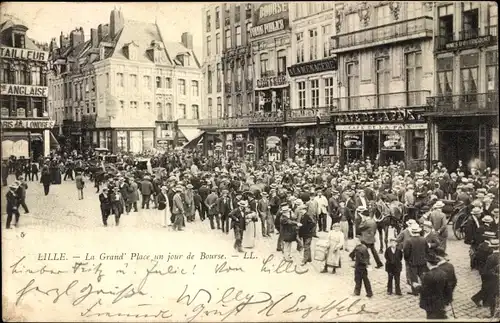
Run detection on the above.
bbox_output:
[1,1,499,322]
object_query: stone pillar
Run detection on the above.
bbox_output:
[43,129,50,156]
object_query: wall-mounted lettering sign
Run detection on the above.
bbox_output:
[0,46,49,62]
[1,119,55,129]
[288,57,338,77]
[0,84,48,97]
[253,3,289,26]
[255,75,288,90]
[445,35,493,51]
[250,19,288,38]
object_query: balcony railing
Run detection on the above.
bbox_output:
[285,105,338,123]
[332,16,433,52]
[220,116,251,128]
[426,93,498,115]
[459,27,479,41]
[487,25,498,37]
[250,110,284,123]
[198,118,220,128]
[435,33,454,50]
[338,90,431,111]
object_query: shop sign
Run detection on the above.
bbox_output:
[382,131,405,150]
[288,57,338,77]
[256,75,288,90]
[343,134,362,148]
[445,35,493,51]
[1,119,55,129]
[253,3,289,26]
[0,46,49,62]
[336,123,427,131]
[0,84,49,97]
[250,19,288,38]
[266,135,280,148]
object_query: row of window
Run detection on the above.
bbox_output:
[0,64,47,86]
[436,51,498,96]
[438,3,497,41]
[51,76,95,101]
[207,22,252,56]
[0,97,46,118]
[296,24,332,63]
[207,97,223,119]
[293,3,334,20]
[296,77,336,109]
[115,73,199,96]
[115,100,200,120]
[206,4,252,32]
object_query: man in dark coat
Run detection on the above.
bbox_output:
[352,237,373,298]
[5,183,20,229]
[40,165,51,196]
[229,200,247,252]
[465,207,486,269]
[404,223,428,295]
[299,200,316,265]
[355,209,383,268]
[99,187,111,226]
[198,180,210,221]
[417,253,449,319]
[15,178,29,213]
[384,238,403,295]
[217,189,233,234]
[483,240,499,317]
[434,248,457,309]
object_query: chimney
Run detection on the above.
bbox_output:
[110,8,124,39]
[97,24,110,42]
[90,28,98,47]
[59,32,69,48]
[70,27,84,48]
[181,32,193,50]
[49,37,58,52]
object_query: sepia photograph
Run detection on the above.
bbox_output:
[1,1,499,321]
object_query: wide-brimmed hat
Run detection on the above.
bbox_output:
[410,223,422,233]
[406,219,417,226]
[487,239,500,248]
[471,207,482,215]
[483,231,497,240]
[260,191,268,197]
[186,184,194,189]
[238,200,248,207]
[433,201,445,209]
[9,183,18,189]
[492,208,499,216]
[482,215,494,223]
[174,185,183,192]
[280,201,288,207]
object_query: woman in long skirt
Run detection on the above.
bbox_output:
[322,222,345,274]
[243,209,258,248]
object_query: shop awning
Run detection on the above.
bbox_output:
[178,127,204,142]
[49,131,60,149]
[283,121,329,127]
[182,130,205,149]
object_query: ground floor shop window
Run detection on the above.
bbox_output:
[143,131,154,151]
[380,130,405,164]
[117,131,128,152]
[343,132,363,163]
[129,131,143,153]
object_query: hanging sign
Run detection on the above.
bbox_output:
[0,46,49,62]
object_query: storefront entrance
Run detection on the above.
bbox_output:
[439,129,479,171]
[364,131,379,161]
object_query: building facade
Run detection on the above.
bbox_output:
[331,2,434,169]
[48,9,203,154]
[426,2,498,170]
[288,3,338,163]
[249,3,292,161]
[1,19,54,160]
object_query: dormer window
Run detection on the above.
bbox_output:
[13,33,25,48]
[124,41,139,60]
[176,53,191,66]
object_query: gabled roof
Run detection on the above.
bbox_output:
[163,41,201,69]
[111,19,167,64]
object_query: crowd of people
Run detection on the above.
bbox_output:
[2,149,499,319]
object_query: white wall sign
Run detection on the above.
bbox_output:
[336,123,427,131]
[0,84,49,97]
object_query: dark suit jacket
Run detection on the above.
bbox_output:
[384,247,403,273]
[403,235,428,266]
[217,196,233,217]
[419,267,448,312]
[229,207,245,231]
[438,261,457,305]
